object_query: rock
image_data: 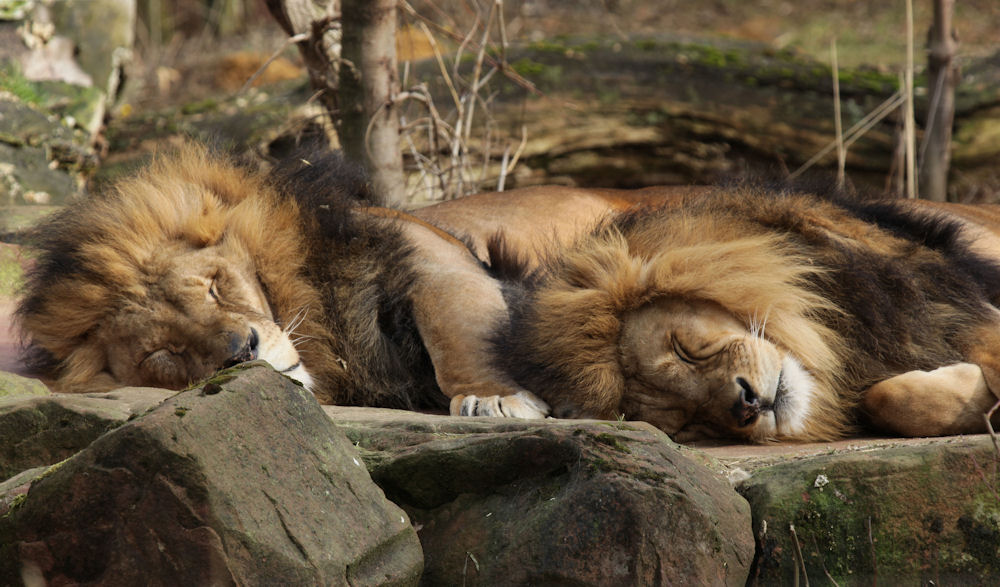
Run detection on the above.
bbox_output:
[0,243,26,306]
[739,436,1000,584]
[0,465,47,517]
[6,369,1000,583]
[327,406,754,586]
[0,386,171,480]
[0,139,77,207]
[0,365,423,585]
[0,0,133,217]
[0,370,49,400]
[47,0,135,101]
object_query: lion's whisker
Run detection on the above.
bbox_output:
[285,308,307,331]
[283,307,311,337]
[290,336,318,348]
[749,309,770,341]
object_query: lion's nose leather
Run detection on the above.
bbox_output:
[731,377,760,427]
[223,328,259,367]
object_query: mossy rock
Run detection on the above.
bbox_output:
[0,371,49,401]
[740,436,1000,584]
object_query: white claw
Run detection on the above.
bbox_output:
[453,390,551,419]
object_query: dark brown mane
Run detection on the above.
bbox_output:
[268,150,443,410]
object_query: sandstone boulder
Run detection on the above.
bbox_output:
[0,370,48,400]
[0,364,423,586]
[0,386,172,480]
[739,436,1000,584]
[327,407,754,586]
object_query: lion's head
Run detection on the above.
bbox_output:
[494,196,860,443]
[17,143,321,393]
[617,297,820,442]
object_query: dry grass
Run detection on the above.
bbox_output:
[396,0,530,203]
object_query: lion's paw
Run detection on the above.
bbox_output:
[450,390,551,419]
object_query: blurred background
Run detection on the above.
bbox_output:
[1,0,999,227]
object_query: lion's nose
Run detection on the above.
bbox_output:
[223,328,259,368]
[731,377,760,427]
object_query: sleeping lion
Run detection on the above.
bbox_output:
[484,186,1000,441]
[15,143,1000,442]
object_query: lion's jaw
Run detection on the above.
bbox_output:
[618,297,815,442]
[97,245,312,391]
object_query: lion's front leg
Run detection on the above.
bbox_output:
[400,220,548,417]
[862,362,999,436]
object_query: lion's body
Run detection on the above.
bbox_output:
[491,187,1000,441]
[412,185,709,268]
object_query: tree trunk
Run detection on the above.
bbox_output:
[339,0,406,206]
[920,0,959,202]
[264,0,342,131]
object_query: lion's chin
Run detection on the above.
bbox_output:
[770,355,815,438]
[744,356,815,441]
[273,361,314,390]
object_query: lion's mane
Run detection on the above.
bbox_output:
[493,186,1000,439]
[17,142,441,409]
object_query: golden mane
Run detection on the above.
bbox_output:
[503,206,856,439]
[17,143,328,393]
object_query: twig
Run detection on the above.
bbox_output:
[497,145,511,191]
[238,32,310,95]
[904,0,917,198]
[789,523,810,587]
[919,71,948,169]
[393,2,529,202]
[831,38,845,190]
[418,21,462,111]
[811,535,842,587]
[462,551,480,587]
[969,452,1000,501]
[398,0,540,95]
[463,0,496,148]
[867,516,878,586]
[985,398,1000,457]
[495,0,509,64]
[790,92,905,180]
[506,124,528,177]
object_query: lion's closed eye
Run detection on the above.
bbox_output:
[672,337,699,365]
[208,277,221,303]
[672,333,726,363]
